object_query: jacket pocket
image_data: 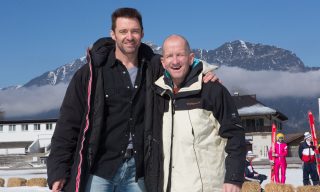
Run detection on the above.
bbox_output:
[104,88,119,102]
[188,110,218,142]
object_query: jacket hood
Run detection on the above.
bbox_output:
[89,37,154,67]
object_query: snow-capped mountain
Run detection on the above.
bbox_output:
[20,40,319,88]
[23,56,87,87]
[194,40,313,72]
[144,41,162,54]
[145,40,320,72]
[0,85,22,91]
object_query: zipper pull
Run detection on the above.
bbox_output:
[172,99,175,114]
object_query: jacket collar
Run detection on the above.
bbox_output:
[154,60,203,96]
[105,48,150,70]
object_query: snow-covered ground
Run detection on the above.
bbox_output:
[0,166,307,191]
[256,167,303,188]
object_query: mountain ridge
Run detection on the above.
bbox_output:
[17,40,319,88]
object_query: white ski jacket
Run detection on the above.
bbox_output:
[153,60,246,192]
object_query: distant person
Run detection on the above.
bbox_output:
[245,151,268,184]
[144,34,246,192]
[298,131,320,185]
[268,133,288,183]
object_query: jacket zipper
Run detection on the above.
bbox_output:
[167,98,175,192]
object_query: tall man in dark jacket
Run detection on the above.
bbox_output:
[47,8,217,192]
[47,8,155,192]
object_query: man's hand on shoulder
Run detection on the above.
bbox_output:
[223,183,241,192]
[202,71,219,83]
[52,179,65,192]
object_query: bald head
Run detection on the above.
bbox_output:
[160,34,195,88]
[162,34,191,56]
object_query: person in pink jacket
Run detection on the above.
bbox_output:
[269,133,288,183]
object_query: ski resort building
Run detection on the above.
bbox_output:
[0,119,56,155]
[233,94,288,159]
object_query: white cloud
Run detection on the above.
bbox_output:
[0,84,68,118]
[1,67,320,118]
[215,66,320,98]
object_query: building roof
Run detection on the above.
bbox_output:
[232,94,288,121]
[285,132,320,144]
[238,104,276,116]
[284,133,304,144]
[0,118,57,125]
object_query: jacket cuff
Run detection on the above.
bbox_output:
[224,171,244,183]
[47,166,70,189]
[224,180,243,187]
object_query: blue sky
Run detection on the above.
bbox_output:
[0,0,319,88]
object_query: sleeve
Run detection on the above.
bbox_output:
[244,164,254,178]
[211,83,246,186]
[310,141,316,150]
[200,59,218,74]
[46,65,88,189]
[283,143,288,157]
[298,143,303,160]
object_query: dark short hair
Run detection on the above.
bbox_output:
[111,7,143,31]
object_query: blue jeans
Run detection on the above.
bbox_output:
[85,158,146,192]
